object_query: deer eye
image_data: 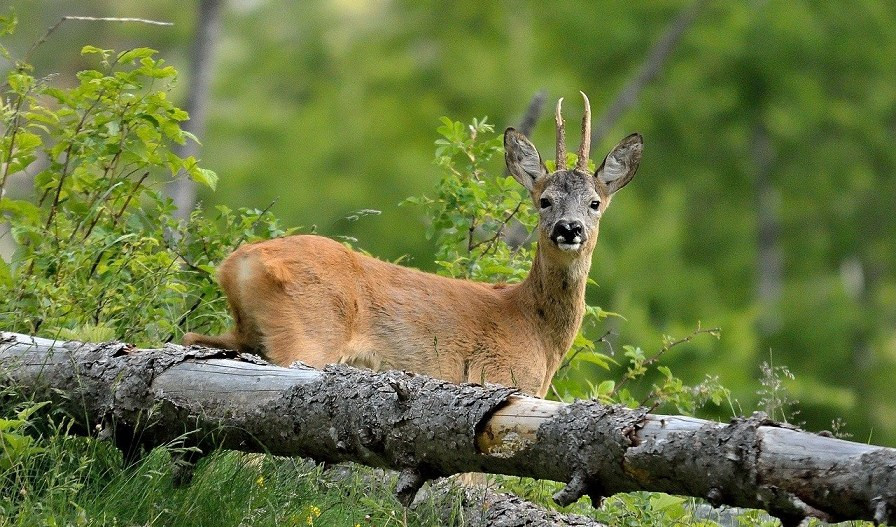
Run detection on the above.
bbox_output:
[539,197,551,209]
[590,200,601,210]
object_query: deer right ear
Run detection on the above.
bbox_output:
[504,128,547,192]
[596,132,642,195]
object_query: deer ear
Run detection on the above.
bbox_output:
[596,133,642,195]
[504,128,547,192]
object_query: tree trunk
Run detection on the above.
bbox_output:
[1,332,894,525]
[753,120,782,336]
[165,0,223,219]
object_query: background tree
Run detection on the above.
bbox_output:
[165,0,224,219]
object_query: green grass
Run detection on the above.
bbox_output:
[0,401,461,527]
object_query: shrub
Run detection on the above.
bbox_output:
[0,29,292,346]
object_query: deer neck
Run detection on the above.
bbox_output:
[515,244,591,365]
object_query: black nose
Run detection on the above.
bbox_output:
[551,220,584,244]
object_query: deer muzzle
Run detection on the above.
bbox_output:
[550,220,585,252]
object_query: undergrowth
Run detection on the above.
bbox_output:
[0,394,456,526]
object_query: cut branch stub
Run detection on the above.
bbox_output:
[395,468,428,507]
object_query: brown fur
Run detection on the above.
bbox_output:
[184,115,641,398]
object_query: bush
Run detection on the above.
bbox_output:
[0,28,292,346]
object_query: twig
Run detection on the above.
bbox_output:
[466,216,478,252]
[166,244,211,278]
[25,16,173,65]
[549,383,564,401]
[611,324,720,398]
[228,201,277,251]
[58,16,173,25]
[555,330,614,377]
[469,200,524,254]
[109,172,150,226]
[0,95,26,197]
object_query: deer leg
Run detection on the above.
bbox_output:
[182,330,241,351]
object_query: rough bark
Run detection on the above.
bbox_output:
[424,479,604,526]
[1,332,894,525]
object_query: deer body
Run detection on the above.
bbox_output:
[184,93,642,397]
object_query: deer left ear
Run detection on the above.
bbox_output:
[596,133,642,195]
[505,128,547,192]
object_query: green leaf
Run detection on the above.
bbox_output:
[0,10,18,36]
[116,47,157,64]
[0,418,26,431]
[16,401,49,421]
[6,71,32,94]
[81,45,106,55]
[181,130,201,144]
[649,493,686,512]
[575,351,616,370]
[190,167,218,190]
[623,345,645,361]
[0,198,41,224]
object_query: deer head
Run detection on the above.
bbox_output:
[504,92,642,258]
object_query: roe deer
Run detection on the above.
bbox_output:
[183,92,642,397]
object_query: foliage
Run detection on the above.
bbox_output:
[757,351,799,424]
[0,399,48,471]
[406,116,527,283]
[0,42,292,346]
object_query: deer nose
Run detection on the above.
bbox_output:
[551,220,584,245]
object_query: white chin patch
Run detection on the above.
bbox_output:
[557,242,582,252]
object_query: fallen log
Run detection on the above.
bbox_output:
[1,332,894,525]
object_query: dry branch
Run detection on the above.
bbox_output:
[24,16,173,64]
[1,332,894,525]
[591,0,708,146]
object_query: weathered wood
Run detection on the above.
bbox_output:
[480,398,896,524]
[423,479,605,526]
[1,332,894,525]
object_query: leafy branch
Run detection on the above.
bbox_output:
[0,28,291,346]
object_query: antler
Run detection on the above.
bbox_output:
[575,91,591,171]
[555,93,593,171]
[555,97,566,170]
